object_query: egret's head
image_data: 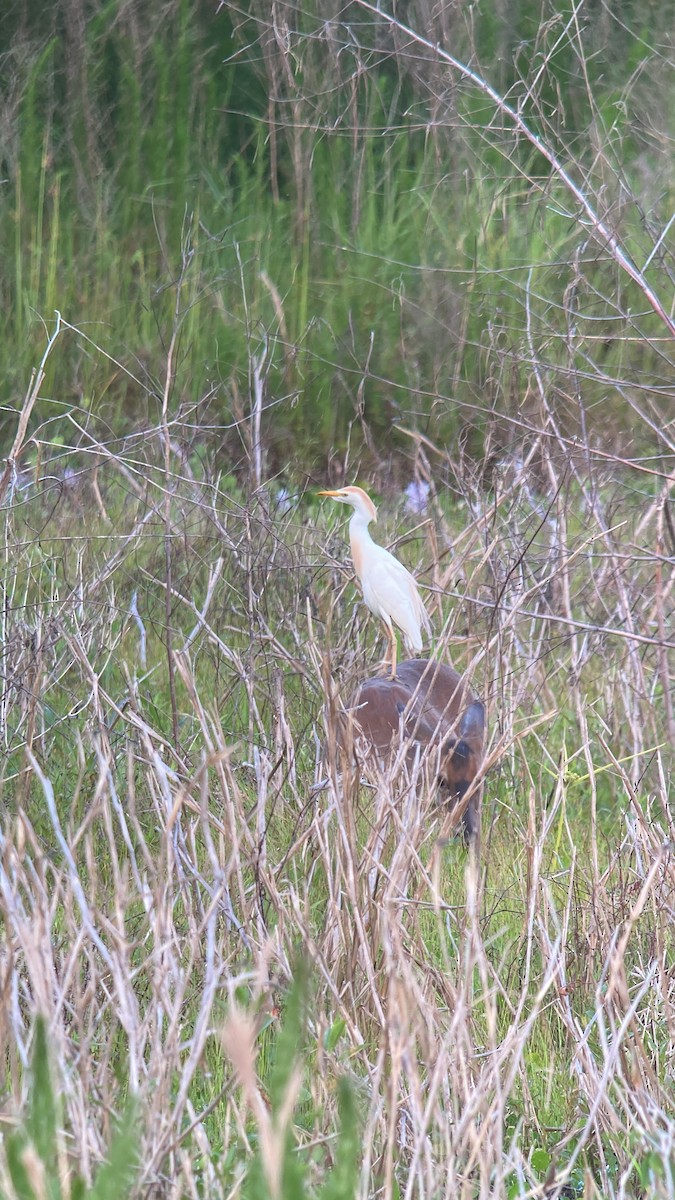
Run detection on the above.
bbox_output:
[317,485,377,523]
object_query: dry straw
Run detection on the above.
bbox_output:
[0,325,672,1195]
[1,4,674,1192]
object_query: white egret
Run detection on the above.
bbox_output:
[318,484,431,677]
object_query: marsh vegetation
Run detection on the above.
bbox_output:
[1,2,674,1196]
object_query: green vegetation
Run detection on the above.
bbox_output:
[2,0,673,470]
[2,1017,139,1199]
[0,2,673,1197]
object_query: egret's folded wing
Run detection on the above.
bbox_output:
[363,551,431,648]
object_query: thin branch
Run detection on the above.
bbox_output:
[354,0,675,338]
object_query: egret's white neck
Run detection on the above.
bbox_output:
[349,508,374,542]
[348,508,375,578]
[348,508,369,532]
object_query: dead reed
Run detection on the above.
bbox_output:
[0,340,672,1198]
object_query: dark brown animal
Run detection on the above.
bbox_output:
[341,658,485,839]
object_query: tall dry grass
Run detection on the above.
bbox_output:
[1,2,674,1195]
[0,318,672,1198]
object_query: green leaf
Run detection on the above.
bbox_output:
[531,1147,551,1174]
[323,1018,346,1053]
[317,1076,360,1200]
[70,1175,87,1200]
[25,1017,60,1197]
[5,1134,35,1200]
[88,1100,140,1200]
[268,962,308,1113]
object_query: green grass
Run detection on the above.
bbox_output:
[2,2,674,470]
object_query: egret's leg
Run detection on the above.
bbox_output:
[379,620,396,677]
[382,622,397,679]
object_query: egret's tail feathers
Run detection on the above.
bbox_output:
[404,630,424,654]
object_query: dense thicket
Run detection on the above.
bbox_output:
[1,0,673,476]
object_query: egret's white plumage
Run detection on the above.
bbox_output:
[318,484,432,676]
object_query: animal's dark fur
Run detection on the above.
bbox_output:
[341,659,485,839]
